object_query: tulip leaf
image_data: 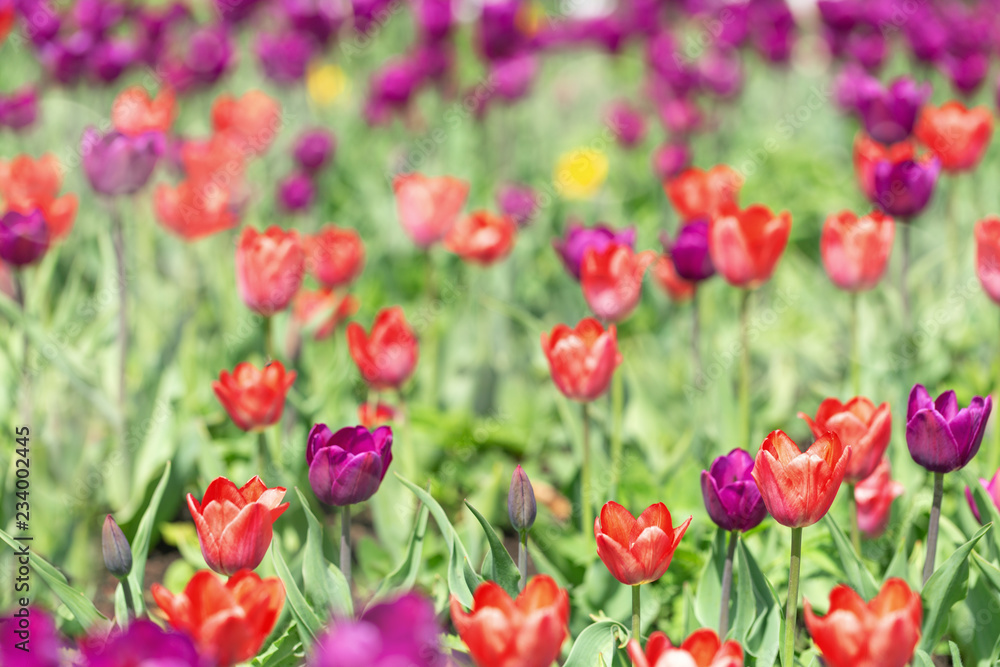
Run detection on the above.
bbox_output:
[963,470,1000,561]
[252,623,305,667]
[738,540,781,667]
[465,501,521,597]
[823,514,879,600]
[372,501,431,602]
[731,534,755,641]
[0,528,107,630]
[396,473,476,607]
[562,620,628,667]
[294,488,353,619]
[695,528,727,630]
[972,551,1000,596]
[919,523,991,651]
[912,649,935,667]
[950,641,965,667]
[271,542,324,646]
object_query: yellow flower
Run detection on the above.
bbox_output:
[554,148,609,200]
[307,63,349,107]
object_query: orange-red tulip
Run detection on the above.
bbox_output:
[213,361,296,432]
[305,225,365,288]
[154,180,240,241]
[540,318,622,402]
[627,628,744,667]
[853,133,915,201]
[975,217,1000,305]
[445,210,517,265]
[751,430,851,528]
[292,288,358,341]
[799,397,891,483]
[0,154,78,240]
[450,575,569,667]
[594,501,691,586]
[152,569,285,667]
[187,476,289,576]
[820,210,895,291]
[358,401,397,428]
[915,101,993,172]
[652,254,696,303]
[581,243,657,322]
[235,226,305,316]
[855,457,903,538]
[112,86,177,136]
[665,165,743,223]
[393,173,469,247]
[804,578,921,667]
[211,91,281,153]
[346,306,419,390]
[708,204,791,289]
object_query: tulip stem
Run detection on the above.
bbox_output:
[692,287,702,379]
[257,430,270,474]
[632,584,641,639]
[739,290,751,447]
[849,483,862,555]
[121,579,136,624]
[14,272,30,421]
[923,471,944,585]
[263,316,274,361]
[720,530,738,638]
[581,402,593,538]
[609,369,624,498]
[112,205,131,497]
[341,504,352,588]
[782,527,802,667]
[901,223,911,327]
[518,532,528,592]
[849,292,860,396]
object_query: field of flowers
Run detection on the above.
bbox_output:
[2,0,1000,664]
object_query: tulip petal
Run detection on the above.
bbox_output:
[630,526,672,583]
[906,409,960,472]
[218,503,272,575]
[907,384,932,421]
[595,532,644,585]
[597,501,636,547]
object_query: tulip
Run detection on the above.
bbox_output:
[833,64,876,113]
[855,458,903,538]
[415,0,452,41]
[915,101,992,172]
[871,154,939,219]
[293,128,336,173]
[945,52,989,96]
[626,629,744,667]
[211,90,281,153]
[476,0,526,61]
[306,424,393,507]
[976,218,1000,304]
[595,501,691,586]
[496,183,538,227]
[78,620,202,667]
[152,570,285,667]
[346,307,419,390]
[553,222,636,280]
[651,142,691,181]
[652,254,695,303]
[965,469,1000,524]
[111,86,176,136]
[665,165,742,223]
[820,210,895,291]
[854,76,930,145]
[709,203,791,289]
[155,180,241,241]
[0,155,77,241]
[162,25,235,93]
[508,465,536,535]
[292,288,358,342]
[358,401,396,429]
[281,0,346,45]
[304,225,365,288]
[699,48,744,99]
[81,127,164,197]
[255,31,313,85]
[450,575,569,667]
[853,133,916,202]
[606,101,647,149]
[906,384,991,474]
[309,592,444,667]
[0,86,39,131]
[0,1,12,46]
[445,210,517,265]
[0,210,50,267]
[187,476,289,576]
[213,361,296,432]
[540,318,622,403]
[489,54,539,103]
[666,219,715,282]
[102,514,132,579]
[799,397,891,483]
[277,171,316,212]
[235,226,305,316]
[392,173,469,248]
[804,578,922,667]
[581,243,656,322]
[0,607,63,667]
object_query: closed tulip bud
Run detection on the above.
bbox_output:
[392,173,469,248]
[915,101,992,172]
[805,578,922,667]
[293,128,336,172]
[975,218,1000,304]
[820,210,894,291]
[256,31,314,86]
[581,243,656,322]
[799,397,891,483]
[965,469,1000,524]
[665,165,742,223]
[855,76,930,145]
[906,384,991,473]
[307,424,393,506]
[346,307,419,390]
[213,361,296,431]
[553,222,636,280]
[102,515,132,579]
[595,501,691,585]
[752,430,851,528]
[508,465,536,533]
[855,458,903,538]
[0,210,49,266]
[445,210,517,266]
[541,318,622,402]
[235,226,305,316]
[0,86,39,131]
[278,171,315,212]
[709,203,791,289]
[81,127,164,197]
[701,449,766,533]
[871,155,939,219]
[627,629,744,667]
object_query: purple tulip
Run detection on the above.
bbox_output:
[943,51,989,96]
[872,157,939,219]
[40,31,95,84]
[0,86,39,131]
[496,183,538,227]
[411,42,453,82]
[577,16,627,53]
[846,24,887,72]
[163,25,234,93]
[415,0,453,42]
[701,448,767,532]
[73,0,126,36]
[132,3,193,65]
[508,464,536,533]
[215,0,265,23]
[747,0,795,63]
[293,129,336,173]
[78,620,202,667]
[477,0,525,61]
[256,31,313,85]
[817,0,860,35]
[664,220,714,282]
[698,49,743,99]
[81,127,164,197]
[88,38,136,83]
[965,470,1000,524]
[855,76,930,145]
[490,53,538,102]
[19,0,62,45]
[658,96,703,135]
[368,60,422,110]
[906,384,992,474]
[651,142,690,181]
[606,101,646,149]
[308,592,444,667]
[278,172,316,212]
[0,607,62,667]
[553,222,636,280]
[833,63,877,113]
[715,2,748,50]
[646,31,696,96]
[0,210,50,266]
[307,424,393,506]
[905,11,948,64]
[281,0,346,46]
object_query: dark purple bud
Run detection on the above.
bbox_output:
[102,514,133,579]
[904,11,948,65]
[293,129,336,173]
[256,31,313,86]
[907,384,992,474]
[40,31,95,85]
[0,209,49,266]
[81,127,164,197]
[88,38,137,84]
[871,157,939,219]
[496,183,538,227]
[553,222,636,280]
[665,220,714,282]
[855,76,931,145]
[944,52,989,96]
[508,465,536,533]
[817,0,860,35]
[845,24,887,72]
[306,424,394,506]
[164,25,233,93]
[73,0,126,36]
[477,0,524,61]
[646,31,696,96]
[278,172,315,212]
[651,142,691,181]
[701,448,767,532]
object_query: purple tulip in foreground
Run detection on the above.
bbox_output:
[855,76,930,145]
[553,222,636,280]
[872,156,939,219]
[907,384,992,474]
[78,620,202,667]
[664,220,714,283]
[81,127,164,197]
[701,448,767,532]
[0,607,63,666]
[0,210,50,266]
[307,424,393,506]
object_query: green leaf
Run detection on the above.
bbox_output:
[823,514,878,600]
[0,529,107,629]
[270,542,324,646]
[912,649,935,667]
[731,534,755,642]
[294,488,352,619]
[465,501,520,597]
[373,501,430,601]
[252,623,305,667]
[972,551,1000,595]
[949,641,965,667]
[118,461,172,619]
[695,528,726,629]
[739,540,781,667]
[683,583,699,638]
[919,523,991,651]
[563,620,628,667]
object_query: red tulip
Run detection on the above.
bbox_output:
[665,165,743,223]
[305,225,365,288]
[445,210,517,265]
[359,401,397,428]
[915,101,993,172]
[112,86,176,136]
[154,180,240,241]
[0,154,78,240]
[0,3,12,45]
[152,569,285,667]
[751,430,851,528]
[179,133,248,182]
[804,578,921,667]
[820,210,895,291]
[292,288,358,341]
[855,457,903,538]
[450,575,569,667]
[975,217,1000,305]
[594,501,691,586]
[799,397,891,483]
[708,204,791,289]
[853,133,915,201]
[213,361,296,431]
[393,173,469,247]
[187,476,289,576]
[627,628,744,667]
[652,254,696,303]
[346,306,419,390]
[581,243,657,322]
[540,318,622,402]
[235,226,305,316]
[211,91,281,153]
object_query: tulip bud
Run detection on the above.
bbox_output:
[102,515,133,579]
[508,465,536,534]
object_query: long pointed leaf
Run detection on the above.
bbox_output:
[465,501,520,597]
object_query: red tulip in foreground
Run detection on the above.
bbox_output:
[305,225,365,288]
[975,217,1000,305]
[213,361,296,431]
[708,203,791,289]
[187,476,289,576]
[445,210,517,265]
[347,306,419,390]
[915,101,993,172]
[665,164,743,223]
[450,575,569,667]
[540,318,622,402]
[820,210,895,291]
[393,173,469,247]
[804,578,922,667]
[627,628,744,667]
[581,243,657,322]
[152,570,285,667]
[799,397,891,484]
[235,226,306,316]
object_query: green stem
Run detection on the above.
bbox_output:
[739,290,752,446]
[518,532,528,592]
[720,530,739,638]
[782,527,803,667]
[901,223,911,327]
[946,176,958,285]
[923,472,945,585]
[112,204,131,499]
[581,402,592,537]
[609,370,624,498]
[14,272,30,422]
[341,504,352,588]
[849,483,862,555]
[257,430,270,474]
[692,287,702,379]
[263,316,274,360]
[849,291,860,397]
[632,584,641,639]
[120,580,136,626]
